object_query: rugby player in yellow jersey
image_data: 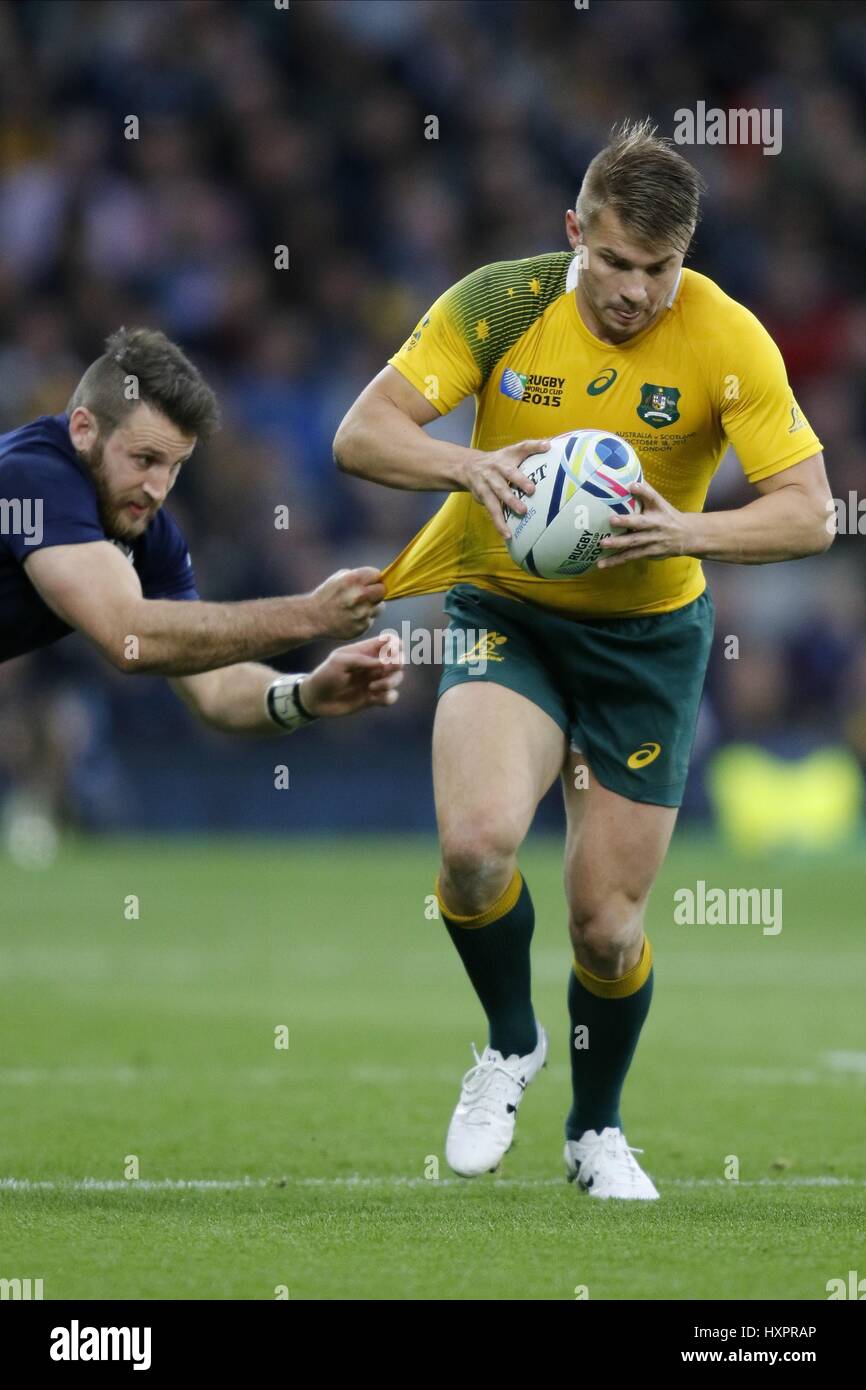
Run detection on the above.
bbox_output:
[333,119,832,1199]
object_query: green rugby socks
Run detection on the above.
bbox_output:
[566,937,654,1139]
[437,869,538,1058]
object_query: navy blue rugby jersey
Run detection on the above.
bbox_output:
[0,413,198,664]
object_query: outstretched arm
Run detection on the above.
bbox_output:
[24,541,385,673]
[169,633,404,735]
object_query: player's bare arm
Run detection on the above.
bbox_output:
[170,633,404,734]
[24,541,386,674]
[598,453,833,568]
[333,365,548,540]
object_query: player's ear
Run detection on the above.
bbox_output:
[68,406,98,448]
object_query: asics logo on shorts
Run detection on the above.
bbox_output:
[457,631,508,663]
[627,742,661,769]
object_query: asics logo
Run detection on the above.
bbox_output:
[627,742,661,769]
[587,368,618,396]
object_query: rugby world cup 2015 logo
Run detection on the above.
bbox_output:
[500,368,529,399]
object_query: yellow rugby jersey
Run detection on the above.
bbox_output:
[382,252,822,618]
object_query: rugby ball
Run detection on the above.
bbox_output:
[503,429,643,578]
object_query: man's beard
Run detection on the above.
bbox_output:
[77,435,147,544]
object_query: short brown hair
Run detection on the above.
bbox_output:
[67,327,221,441]
[577,118,706,254]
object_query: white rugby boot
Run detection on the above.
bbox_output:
[564,1126,660,1200]
[445,1022,548,1177]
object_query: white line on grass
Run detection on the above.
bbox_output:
[824,1051,866,1074]
[0,1175,863,1192]
[3,1057,864,1089]
[0,1065,574,1086]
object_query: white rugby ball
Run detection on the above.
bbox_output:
[503,428,643,578]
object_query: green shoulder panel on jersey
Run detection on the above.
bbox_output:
[445,252,573,388]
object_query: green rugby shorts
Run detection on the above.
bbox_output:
[437,583,715,808]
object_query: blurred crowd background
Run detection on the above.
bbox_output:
[1,0,865,849]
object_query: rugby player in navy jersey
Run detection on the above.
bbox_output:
[0,327,402,734]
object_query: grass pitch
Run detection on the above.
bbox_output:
[1,834,864,1300]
